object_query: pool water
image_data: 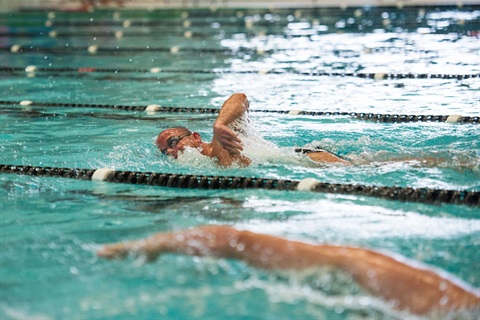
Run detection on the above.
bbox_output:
[1,6,479,320]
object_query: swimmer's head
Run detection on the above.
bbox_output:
[156,127,202,158]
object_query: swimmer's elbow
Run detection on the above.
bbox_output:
[231,93,249,109]
[232,92,247,100]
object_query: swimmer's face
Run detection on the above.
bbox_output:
[156,128,200,158]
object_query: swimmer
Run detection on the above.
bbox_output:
[155,93,349,167]
[98,225,479,316]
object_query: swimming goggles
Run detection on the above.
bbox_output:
[161,133,192,154]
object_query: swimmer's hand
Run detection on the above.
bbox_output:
[213,123,243,155]
[97,239,161,262]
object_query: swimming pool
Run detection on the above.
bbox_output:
[1,5,479,319]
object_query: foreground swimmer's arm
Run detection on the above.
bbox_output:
[97,225,479,315]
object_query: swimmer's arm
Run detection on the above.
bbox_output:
[295,149,350,164]
[97,225,335,268]
[339,247,480,314]
[97,225,479,315]
[305,151,350,164]
[213,93,249,155]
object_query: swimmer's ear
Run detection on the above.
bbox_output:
[191,132,203,146]
[192,132,202,141]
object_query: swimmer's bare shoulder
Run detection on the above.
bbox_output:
[296,148,350,164]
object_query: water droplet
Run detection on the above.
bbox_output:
[69,266,79,275]
[367,269,376,278]
[439,281,448,291]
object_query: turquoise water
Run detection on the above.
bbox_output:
[1,6,480,320]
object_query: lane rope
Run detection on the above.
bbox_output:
[1,66,478,80]
[2,45,450,57]
[1,19,477,39]
[1,100,478,124]
[5,12,477,29]
[5,5,475,21]
[1,164,478,206]
[3,45,270,55]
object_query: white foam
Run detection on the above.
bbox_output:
[230,115,304,166]
[237,199,480,240]
[0,304,51,320]
[176,147,218,169]
[241,273,414,319]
